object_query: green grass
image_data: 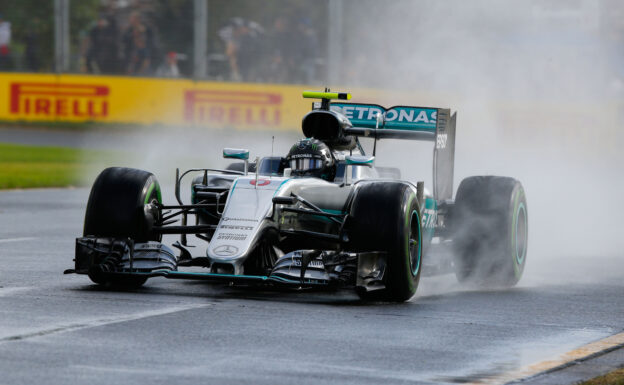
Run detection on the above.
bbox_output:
[580,368,624,385]
[0,142,121,189]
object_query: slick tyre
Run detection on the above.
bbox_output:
[452,176,528,287]
[349,183,422,302]
[83,167,162,287]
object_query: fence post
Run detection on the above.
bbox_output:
[54,0,70,73]
[194,0,208,80]
[327,0,344,85]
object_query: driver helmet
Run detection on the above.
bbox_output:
[287,138,336,181]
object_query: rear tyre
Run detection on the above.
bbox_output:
[348,183,422,302]
[452,176,528,287]
[83,167,162,287]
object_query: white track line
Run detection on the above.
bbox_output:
[0,303,212,343]
[0,237,36,243]
[0,287,35,297]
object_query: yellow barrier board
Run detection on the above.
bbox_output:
[0,73,316,130]
[0,73,619,155]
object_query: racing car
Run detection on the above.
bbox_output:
[65,90,528,302]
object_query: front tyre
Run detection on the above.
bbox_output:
[83,167,162,287]
[348,183,422,302]
[452,176,528,287]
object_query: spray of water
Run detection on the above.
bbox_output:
[343,0,624,288]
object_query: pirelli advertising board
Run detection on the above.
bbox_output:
[0,73,315,130]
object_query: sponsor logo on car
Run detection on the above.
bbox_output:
[184,90,282,126]
[216,233,247,241]
[10,82,110,118]
[221,217,258,222]
[289,153,322,159]
[436,133,448,149]
[213,244,239,256]
[249,179,270,186]
[219,224,254,231]
[422,208,437,229]
[331,105,383,120]
[330,104,437,130]
[292,259,324,269]
[384,108,436,125]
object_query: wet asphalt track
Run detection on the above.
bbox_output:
[0,187,623,385]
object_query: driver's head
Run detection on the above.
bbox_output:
[286,138,335,181]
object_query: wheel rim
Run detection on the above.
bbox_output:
[408,210,421,276]
[515,202,527,265]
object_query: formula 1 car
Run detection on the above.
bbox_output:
[65,90,528,302]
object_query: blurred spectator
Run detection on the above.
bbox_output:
[156,51,183,77]
[296,17,320,84]
[268,16,298,83]
[218,17,265,82]
[24,17,41,71]
[122,11,155,75]
[86,14,119,74]
[0,13,12,70]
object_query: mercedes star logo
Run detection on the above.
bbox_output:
[213,245,239,257]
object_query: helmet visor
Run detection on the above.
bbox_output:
[290,158,323,172]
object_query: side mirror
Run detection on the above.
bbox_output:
[344,155,375,186]
[223,148,250,160]
[223,148,250,175]
[346,155,375,168]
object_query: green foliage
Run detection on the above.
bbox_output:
[580,368,624,385]
[0,0,100,71]
[0,142,118,189]
[69,0,102,44]
[1,0,54,71]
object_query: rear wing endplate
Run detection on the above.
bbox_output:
[433,109,456,201]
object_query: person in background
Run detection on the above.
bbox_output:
[218,17,264,82]
[86,14,119,74]
[268,15,298,83]
[24,17,41,72]
[296,17,319,84]
[156,51,181,78]
[123,11,154,75]
[0,13,12,71]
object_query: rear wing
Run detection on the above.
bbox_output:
[330,103,456,201]
[331,103,437,141]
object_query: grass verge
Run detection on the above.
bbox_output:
[580,368,624,385]
[0,142,120,189]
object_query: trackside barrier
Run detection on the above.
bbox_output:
[0,73,620,155]
[0,73,322,130]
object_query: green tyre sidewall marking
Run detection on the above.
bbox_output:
[143,177,163,243]
[144,178,162,205]
[407,209,421,277]
[403,193,420,292]
[515,202,526,266]
[510,186,526,279]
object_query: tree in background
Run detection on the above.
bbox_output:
[1,0,54,71]
[0,0,101,72]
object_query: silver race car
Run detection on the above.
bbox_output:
[66,90,528,302]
